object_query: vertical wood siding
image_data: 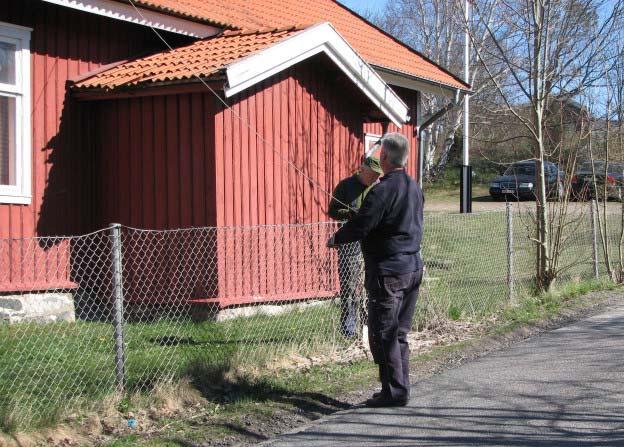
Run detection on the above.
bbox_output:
[212,57,375,305]
[92,93,219,302]
[90,56,394,306]
[0,0,180,291]
[93,94,218,229]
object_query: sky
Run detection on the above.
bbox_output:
[337,0,388,15]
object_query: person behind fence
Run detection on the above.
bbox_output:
[327,132,424,408]
[328,151,383,338]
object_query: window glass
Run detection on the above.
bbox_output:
[0,95,16,185]
[608,164,624,175]
[0,42,16,85]
[579,161,604,172]
[504,164,535,176]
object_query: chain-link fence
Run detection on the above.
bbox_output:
[0,202,620,429]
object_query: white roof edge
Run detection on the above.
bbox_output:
[374,65,471,99]
[42,0,221,38]
[224,22,410,127]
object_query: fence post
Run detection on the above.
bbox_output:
[506,203,514,303]
[110,223,126,392]
[590,200,599,279]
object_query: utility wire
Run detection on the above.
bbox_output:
[125,0,357,213]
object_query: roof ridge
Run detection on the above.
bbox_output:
[329,0,469,91]
[219,24,310,37]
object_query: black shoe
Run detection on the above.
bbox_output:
[372,391,410,399]
[365,394,408,408]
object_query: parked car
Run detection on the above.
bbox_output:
[489,160,563,200]
[572,161,624,201]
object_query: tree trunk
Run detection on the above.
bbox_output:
[532,0,552,291]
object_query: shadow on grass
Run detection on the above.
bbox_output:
[149,336,296,347]
[185,358,352,419]
[217,422,271,441]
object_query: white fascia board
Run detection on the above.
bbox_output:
[376,66,470,100]
[224,22,410,127]
[42,0,220,38]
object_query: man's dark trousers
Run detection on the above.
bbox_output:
[367,268,423,400]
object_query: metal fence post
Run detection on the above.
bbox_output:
[110,223,126,392]
[506,203,514,302]
[590,200,599,279]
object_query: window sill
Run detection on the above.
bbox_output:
[0,194,31,205]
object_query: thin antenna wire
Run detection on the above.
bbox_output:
[125,0,357,212]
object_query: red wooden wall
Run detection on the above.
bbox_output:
[92,93,219,302]
[87,55,421,307]
[0,0,185,292]
[212,56,386,305]
[214,56,370,228]
[92,94,218,230]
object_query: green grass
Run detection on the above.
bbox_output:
[2,204,623,434]
[0,303,346,431]
[418,211,511,320]
[424,185,490,202]
[98,278,620,447]
[499,279,618,329]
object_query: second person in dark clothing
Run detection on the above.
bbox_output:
[328,153,383,337]
[327,132,424,407]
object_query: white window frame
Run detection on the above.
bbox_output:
[0,21,32,205]
[364,133,381,157]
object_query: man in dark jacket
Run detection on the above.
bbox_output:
[327,133,424,407]
[328,153,382,337]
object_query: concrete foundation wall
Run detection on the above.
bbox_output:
[0,293,75,324]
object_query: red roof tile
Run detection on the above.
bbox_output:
[74,28,302,90]
[117,0,469,91]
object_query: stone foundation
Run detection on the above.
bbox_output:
[215,300,327,322]
[0,293,76,324]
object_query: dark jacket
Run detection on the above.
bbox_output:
[333,169,424,277]
[328,174,368,221]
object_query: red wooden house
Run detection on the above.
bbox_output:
[0,0,469,311]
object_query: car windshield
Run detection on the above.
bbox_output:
[578,161,622,174]
[579,161,604,172]
[504,164,535,176]
[609,164,624,174]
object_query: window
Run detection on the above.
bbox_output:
[0,22,31,204]
[364,133,381,158]
[505,164,535,176]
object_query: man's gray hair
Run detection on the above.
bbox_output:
[381,132,409,167]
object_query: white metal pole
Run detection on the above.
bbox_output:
[463,0,470,167]
[460,0,472,213]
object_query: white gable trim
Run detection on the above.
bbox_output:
[42,0,220,38]
[224,23,410,127]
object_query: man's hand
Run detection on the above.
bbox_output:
[326,236,339,249]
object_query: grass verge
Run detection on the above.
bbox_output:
[3,279,618,447]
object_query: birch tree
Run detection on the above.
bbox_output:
[466,0,622,290]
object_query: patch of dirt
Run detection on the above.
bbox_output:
[262,319,488,373]
[4,290,622,447]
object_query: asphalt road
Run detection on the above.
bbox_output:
[261,305,624,446]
